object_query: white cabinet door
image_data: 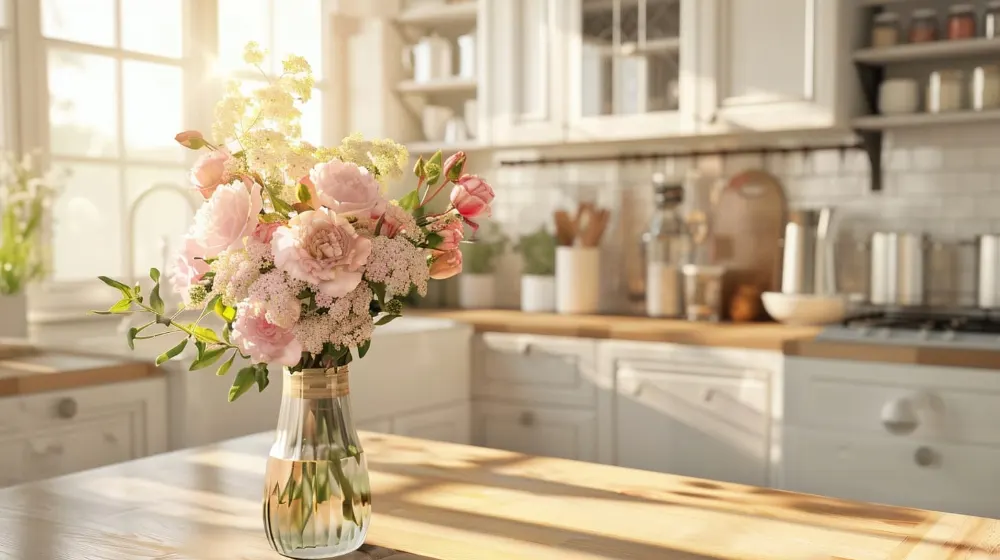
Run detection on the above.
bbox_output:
[565,0,699,141]
[0,437,24,487]
[23,414,138,480]
[487,0,567,145]
[698,0,858,132]
[393,402,471,444]
[473,402,597,462]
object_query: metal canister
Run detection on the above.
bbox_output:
[977,234,1000,309]
[870,231,926,306]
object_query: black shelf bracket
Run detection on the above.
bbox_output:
[850,3,888,192]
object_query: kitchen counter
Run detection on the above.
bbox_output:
[784,338,1000,370]
[0,344,158,397]
[417,309,820,351]
[2,432,998,560]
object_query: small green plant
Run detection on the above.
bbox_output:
[0,153,61,295]
[462,221,508,274]
[515,227,556,276]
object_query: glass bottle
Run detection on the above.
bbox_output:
[947,4,977,40]
[909,8,939,43]
[871,12,900,47]
[642,175,689,318]
[263,367,372,559]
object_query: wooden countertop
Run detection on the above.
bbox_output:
[0,345,158,397]
[2,432,998,560]
[418,309,820,351]
[784,338,1000,370]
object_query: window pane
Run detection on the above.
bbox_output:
[274,0,323,78]
[48,50,118,157]
[125,166,195,278]
[42,0,115,47]
[52,162,122,281]
[301,89,322,146]
[218,0,271,74]
[122,0,183,58]
[123,60,184,162]
[0,0,9,28]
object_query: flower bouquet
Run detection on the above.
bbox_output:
[93,43,493,558]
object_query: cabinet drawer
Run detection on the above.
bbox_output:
[0,436,24,487]
[472,401,597,462]
[783,427,1000,519]
[474,334,600,407]
[393,402,471,445]
[23,413,138,481]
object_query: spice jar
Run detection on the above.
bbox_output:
[871,12,901,47]
[910,8,939,43]
[927,69,964,113]
[947,4,978,40]
[986,0,1000,38]
[972,65,1000,110]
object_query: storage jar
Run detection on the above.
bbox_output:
[972,65,1000,111]
[909,8,939,43]
[878,78,920,114]
[986,0,1000,38]
[927,69,964,113]
[871,12,901,47]
[947,4,978,40]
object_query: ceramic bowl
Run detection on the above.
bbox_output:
[762,292,848,326]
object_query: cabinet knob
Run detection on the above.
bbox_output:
[703,389,715,403]
[104,432,119,444]
[914,446,937,467]
[880,398,919,435]
[519,411,536,427]
[56,398,78,420]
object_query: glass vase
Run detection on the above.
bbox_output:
[263,367,372,559]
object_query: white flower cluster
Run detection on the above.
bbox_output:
[363,236,430,299]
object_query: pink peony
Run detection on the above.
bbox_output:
[168,236,210,304]
[232,304,302,367]
[429,249,463,279]
[190,148,232,199]
[190,179,264,258]
[309,160,386,218]
[435,224,463,251]
[450,174,494,219]
[271,208,373,297]
[252,222,281,245]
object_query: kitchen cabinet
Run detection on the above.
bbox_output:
[602,340,782,485]
[473,401,598,461]
[393,402,471,444]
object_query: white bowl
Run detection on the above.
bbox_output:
[762,292,848,326]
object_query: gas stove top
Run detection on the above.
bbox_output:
[815,309,1000,349]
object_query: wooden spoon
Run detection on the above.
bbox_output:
[553,210,576,246]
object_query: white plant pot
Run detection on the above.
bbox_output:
[556,247,600,314]
[521,275,556,313]
[0,292,28,339]
[459,274,496,309]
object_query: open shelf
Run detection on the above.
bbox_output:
[397,77,477,95]
[405,140,485,155]
[858,0,909,6]
[852,109,1000,131]
[854,38,1000,66]
[396,2,478,26]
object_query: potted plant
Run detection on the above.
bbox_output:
[516,227,556,312]
[0,153,60,338]
[458,221,507,309]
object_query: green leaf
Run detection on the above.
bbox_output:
[126,327,139,350]
[149,268,160,283]
[149,283,165,315]
[425,232,443,249]
[222,323,232,344]
[255,364,270,392]
[358,339,371,359]
[155,338,188,366]
[214,298,237,322]
[413,156,426,178]
[259,212,286,224]
[98,276,133,298]
[375,314,400,326]
[370,282,387,308]
[398,189,420,212]
[194,340,207,360]
[182,324,221,344]
[216,353,236,376]
[190,346,228,371]
[296,183,312,204]
[229,367,256,402]
[109,298,133,314]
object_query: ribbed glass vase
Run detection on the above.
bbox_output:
[263,367,372,559]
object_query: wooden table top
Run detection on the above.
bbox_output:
[2,431,999,559]
[0,345,158,397]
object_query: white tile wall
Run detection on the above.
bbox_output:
[483,123,1000,310]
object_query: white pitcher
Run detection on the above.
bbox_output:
[404,35,452,83]
[457,32,476,79]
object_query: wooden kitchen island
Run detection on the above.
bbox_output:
[1,432,998,560]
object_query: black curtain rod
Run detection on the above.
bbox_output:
[498,142,864,167]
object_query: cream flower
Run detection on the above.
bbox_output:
[271,208,372,297]
[190,179,263,258]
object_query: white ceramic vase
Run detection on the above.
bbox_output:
[459,274,496,309]
[0,292,28,339]
[556,247,600,314]
[521,275,556,313]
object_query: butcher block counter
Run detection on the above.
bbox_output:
[0,344,158,397]
[2,432,999,560]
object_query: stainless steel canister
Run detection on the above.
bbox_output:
[781,208,836,295]
[870,231,926,306]
[977,234,1000,309]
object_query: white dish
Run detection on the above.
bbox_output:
[762,292,848,326]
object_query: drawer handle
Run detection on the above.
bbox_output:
[104,432,119,444]
[56,398,78,420]
[519,411,536,427]
[914,446,937,467]
[30,443,64,457]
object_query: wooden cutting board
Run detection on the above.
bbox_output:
[710,169,788,320]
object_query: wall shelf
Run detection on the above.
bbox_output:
[406,140,484,155]
[396,2,478,27]
[853,109,1000,131]
[854,39,1000,66]
[397,77,478,95]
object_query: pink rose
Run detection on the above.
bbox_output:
[299,175,319,209]
[450,174,494,219]
[309,160,386,218]
[175,130,207,150]
[190,179,264,258]
[190,148,232,199]
[436,225,463,251]
[442,151,467,181]
[232,304,302,367]
[429,249,463,279]
[168,236,210,305]
[252,222,281,245]
[271,208,373,297]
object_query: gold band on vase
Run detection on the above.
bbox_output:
[286,367,350,399]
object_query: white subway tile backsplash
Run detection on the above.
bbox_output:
[909,146,944,171]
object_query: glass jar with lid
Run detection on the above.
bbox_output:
[948,4,978,40]
[871,12,901,47]
[910,8,939,43]
[986,0,1000,38]
[642,174,689,318]
[972,65,1000,110]
[927,69,964,113]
